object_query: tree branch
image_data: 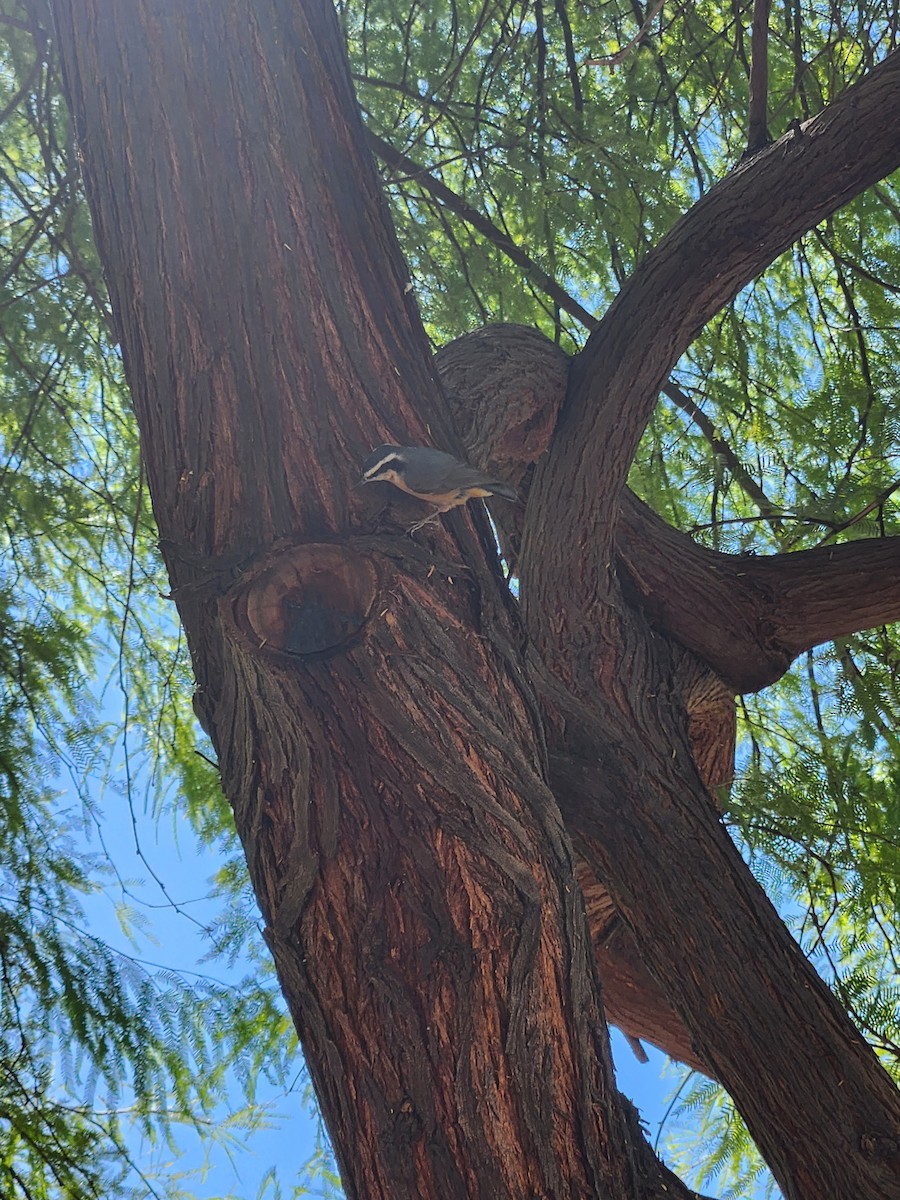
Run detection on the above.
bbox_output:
[738,535,900,662]
[366,129,600,331]
[661,380,778,515]
[553,0,583,111]
[585,0,667,70]
[528,47,900,583]
[746,0,772,154]
[618,494,900,691]
[549,731,900,1200]
[435,325,727,1067]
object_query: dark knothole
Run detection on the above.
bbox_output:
[229,543,380,660]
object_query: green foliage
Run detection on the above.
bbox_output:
[662,1073,779,1200]
[0,0,898,1195]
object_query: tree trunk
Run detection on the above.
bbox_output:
[48,2,701,1197]
[49,1,900,1198]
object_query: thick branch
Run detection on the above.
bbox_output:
[618,496,900,691]
[436,327,730,1069]
[529,47,900,580]
[737,535,900,658]
[524,564,900,1198]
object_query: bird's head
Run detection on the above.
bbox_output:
[358,444,408,488]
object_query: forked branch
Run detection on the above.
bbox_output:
[534,47,900,572]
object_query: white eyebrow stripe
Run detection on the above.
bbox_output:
[364,453,404,478]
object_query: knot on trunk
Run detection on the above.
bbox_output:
[229,542,380,659]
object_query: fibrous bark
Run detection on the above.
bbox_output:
[49,2,900,1198]
[50,2,703,1198]
[440,316,900,1195]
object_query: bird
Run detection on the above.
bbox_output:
[359,444,517,532]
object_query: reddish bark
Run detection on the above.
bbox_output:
[50,2,698,1198]
[437,323,900,1095]
[520,70,900,1182]
[49,1,900,1198]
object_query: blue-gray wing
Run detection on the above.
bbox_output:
[400,448,517,501]
[442,462,518,502]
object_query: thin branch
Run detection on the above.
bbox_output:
[586,0,667,69]
[366,128,600,330]
[0,55,41,129]
[553,0,584,110]
[747,0,772,153]
[0,14,38,33]
[662,380,777,514]
[816,477,900,545]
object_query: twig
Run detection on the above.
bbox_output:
[663,380,778,514]
[815,477,900,546]
[586,0,666,70]
[554,0,584,109]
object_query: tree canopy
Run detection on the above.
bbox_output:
[1,0,899,1197]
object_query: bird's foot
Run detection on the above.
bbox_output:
[407,510,443,534]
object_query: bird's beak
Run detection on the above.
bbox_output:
[352,477,369,491]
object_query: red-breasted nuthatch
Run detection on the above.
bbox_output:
[359,444,517,531]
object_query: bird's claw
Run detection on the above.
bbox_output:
[407,511,442,534]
